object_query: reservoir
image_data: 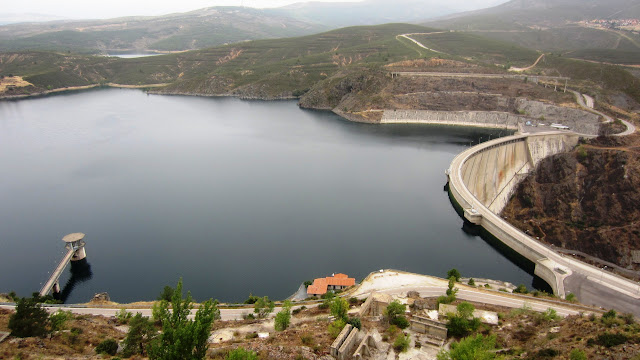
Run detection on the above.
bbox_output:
[0,88,532,303]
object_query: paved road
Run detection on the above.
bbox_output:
[0,304,301,322]
[570,90,636,136]
[565,273,640,317]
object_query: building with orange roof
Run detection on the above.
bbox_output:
[307,273,356,297]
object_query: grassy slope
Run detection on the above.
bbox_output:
[408,32,540,67]
[1,23,638,103]
[0,24,432,96]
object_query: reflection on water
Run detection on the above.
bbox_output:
[55,259,93,303]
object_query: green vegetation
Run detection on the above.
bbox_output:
[328,318,346,338]
[116,308,133,324]
[8,297,50,337]
[393,333,410,352]
[330,297,349,322]
[446,302,481,338]
[347,317,362,330]
[467,278,475,286]
[148,279,220,360]
[274,300,292,331]
[447,269,461,282]
[122,313,155,357]
[253,296,275,319]
[385,300,409,329]
[226,347,258,360]
[410,32,539,67]
[96,339,119,356]
[569,349,587,360]
[437,334,501,360]
[596,332,628,348]
[513,284,528,294]
[158,285,175,302]
[49,310,73,332]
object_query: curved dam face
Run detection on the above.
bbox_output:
[448,132,580,296]
[461,133,580,214]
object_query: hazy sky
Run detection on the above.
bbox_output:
[4,0,506,19]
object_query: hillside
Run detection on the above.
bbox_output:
[424,0,640,65]
[0,7,324,53]
[427,0,640,29]
[0,24,433,99]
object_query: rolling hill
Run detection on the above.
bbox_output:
[0,7,325,54]
[424,0,640,65]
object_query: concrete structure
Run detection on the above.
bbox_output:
[358,292,393,317]
[40,233,87,296]
[381,110,521,130]
[438,304,498,325]
[307,273,355,297]
[330,324,359,360]
[353,331,379,360]
[447,132,640,315]
[409,315,447,341]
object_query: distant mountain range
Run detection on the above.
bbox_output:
[0,0,503,53]
[427,0,640,30]
[0,7,325,53]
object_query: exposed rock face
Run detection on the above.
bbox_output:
[90,292,111,303]
[502,135,640,269]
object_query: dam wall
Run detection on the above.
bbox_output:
[380,110,522,130]
[461,133,580,214]
[448,132,580,297]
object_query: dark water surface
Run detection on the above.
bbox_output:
[0,88,531,303]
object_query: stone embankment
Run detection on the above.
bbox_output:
[380,98,602,135]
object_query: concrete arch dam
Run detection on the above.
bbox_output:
[448,132,640,315]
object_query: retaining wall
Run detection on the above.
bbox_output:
[381,110,522,130]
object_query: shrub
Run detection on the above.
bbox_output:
[50,310,73,332]
[437,334,499,360]
[274,301,292,331]
[300,333,313,346]
[385,300,406,322]
[347,317,362,330]
[122,313,155,357]
[303,280,313,288]
[535,348,559,357]
[513,284,528,294]
[243,294,260,304]
[596,333,628,347]
[447,269,461,282]
[254,296,275,318]
[393,333,410,352]
[391,316,410,329]
[543,308,560,322]
[569,349,587,360]
[157,285,174,302]
[96,339,119,356]
[467,278,475,286]
[8,297,50,338]
[116,308,132,324]
[349,297,359,305]
[328,319,346,338]
[330,297,349,321]
[602,309,617,319]
[565,293,576,302]
[226,347,258,360]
